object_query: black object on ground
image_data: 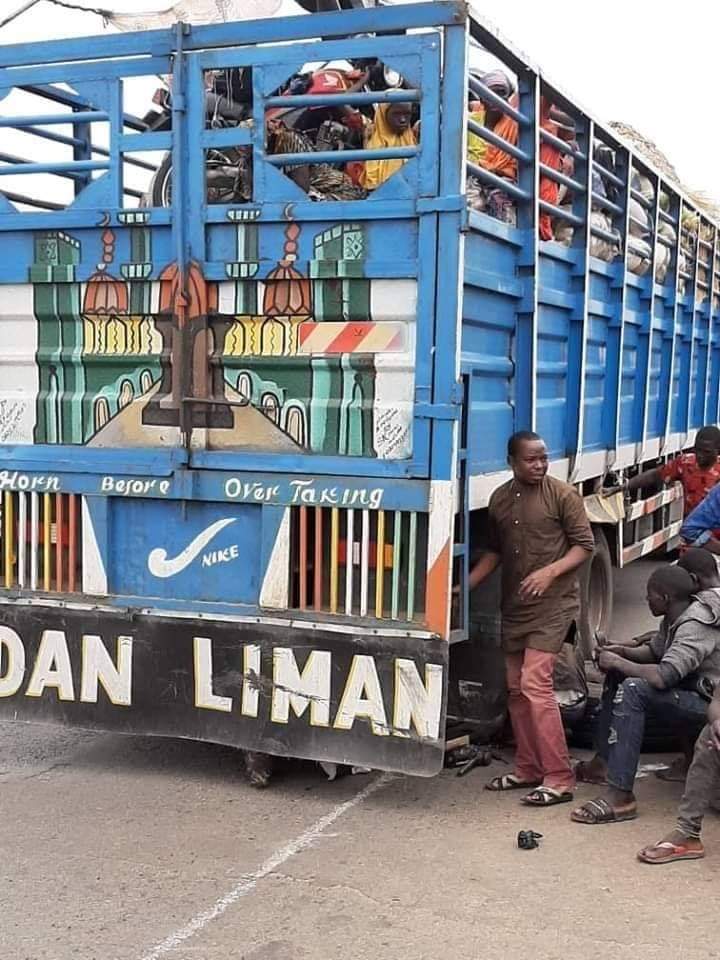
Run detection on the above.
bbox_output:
[517,830,543,850]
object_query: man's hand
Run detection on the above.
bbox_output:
[518,565,556,601]
[597,649,623,673]
[709,719,720,751]
[596,643,628,657]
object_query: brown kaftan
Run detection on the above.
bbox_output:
[487,474,595,654]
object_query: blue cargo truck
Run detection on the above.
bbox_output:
[0,2,714,776]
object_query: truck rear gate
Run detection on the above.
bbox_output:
[1,2,720,775]
[0,3,470,775]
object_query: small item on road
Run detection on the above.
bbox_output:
[455,746,493,777]
[517,830,543,850]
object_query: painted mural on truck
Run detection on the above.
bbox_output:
[4,215,416,459]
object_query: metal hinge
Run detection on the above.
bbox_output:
[416,195,465,213]
[415,402,460,421]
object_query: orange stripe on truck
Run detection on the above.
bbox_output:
[297,321,406,355]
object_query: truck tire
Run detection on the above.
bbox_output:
[578,525,613,661]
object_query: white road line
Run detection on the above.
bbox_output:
[139,772,394,960]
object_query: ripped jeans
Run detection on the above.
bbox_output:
[594,673,708,792]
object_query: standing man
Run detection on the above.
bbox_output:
[469,431,595,806]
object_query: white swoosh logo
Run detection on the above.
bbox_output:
[148,518,237,578]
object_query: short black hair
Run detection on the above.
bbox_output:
[507,431,542,458]
[678,548,719,580]
[647,565,695,601]
[695,425,720,449]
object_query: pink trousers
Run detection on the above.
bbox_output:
[505,648,575,792]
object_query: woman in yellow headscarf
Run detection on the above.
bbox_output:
[360,102,417,191]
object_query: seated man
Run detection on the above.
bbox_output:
[571,566,720,824]
[638,686,720,863]
[656,548,720,782]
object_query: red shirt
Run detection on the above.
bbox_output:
[658,453,720,515]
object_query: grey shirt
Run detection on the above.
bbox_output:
[647,590,720,689]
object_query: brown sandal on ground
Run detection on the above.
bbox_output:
[637,838,705,864]
[571,797,637,824]
[485,773,541,792]
[574,760,607,785]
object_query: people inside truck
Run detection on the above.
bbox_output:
[654,547,720,784]
[555,142,622,260]
[359,101,418,191]
[538,102,571,241]
[468,431,594,807]
[637,683,720,864]
[604,425,720,519]
[465,71,518,224]
[571,565,720,824]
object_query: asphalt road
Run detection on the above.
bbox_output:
[3,559,718,960]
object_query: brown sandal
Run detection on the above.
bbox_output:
[571,797,637,824]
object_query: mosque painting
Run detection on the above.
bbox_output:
[20,215,415,459]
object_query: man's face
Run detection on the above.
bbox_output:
[694,438,718,469]
[509,439,549,485]
[386,103,412,135]
[483,83,508,127]
[646,583,668,618]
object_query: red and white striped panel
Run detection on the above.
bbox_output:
[621,521,682,566]
[297,321,406,355]
[626,483,683,522]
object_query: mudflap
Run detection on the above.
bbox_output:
[0,602,448,777]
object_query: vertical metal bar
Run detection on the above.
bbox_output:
[663,194,682,453]
[660,190,682,450]
[425,20,469,640]
[638,172,661,458]
[605,143,631,459]
[344,508,354,616]
[375,509,385,619]
[407,511,417,620]
[699,220,714,427]
[43,492,51,591]
[68,493,77,592]
[55,492,64,592]
[685,205,701,444]
[298,505,308,610]
[706,226,718,425]
[313,506,323,611]
[18,492,27,589]
[30,491,39,591]
[360,509,370,618]
[515,75,540,431]
[4,491,14,588]
[391,511,402,621]
[330,507,339,614]
[568,116,593,480]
